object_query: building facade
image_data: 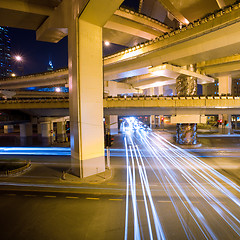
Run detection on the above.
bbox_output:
[0,27,11,78]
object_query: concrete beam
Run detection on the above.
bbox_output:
[157,0,189,24]
[0,69,68,89]
[149,64,215,83]
[104,15,161,40]
[36,0,73,42]
[197,54,240,77]
[115,8,171,33]
[80,0,124,27]
[0,0,53,16]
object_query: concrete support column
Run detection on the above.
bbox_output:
[109,115,118,135]
[149,87,154,96]
[41,122,53,146]
[176,124,197,145]
[57,122,66,143]
[202,84,208,96]
[69,17,105,178]
[176,66,197,96]
[158,86,164,95]
[68,0,123,178]
[155,86,163,96]
[20,123,33,146]
[176,65,198,144]
[150,115,155,129]
[218,74,232,95]
[4,125,13,134]
[235,116,238,130]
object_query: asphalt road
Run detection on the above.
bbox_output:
[0,191,126,240]
[0,130,239,239]
[122,127,240,239]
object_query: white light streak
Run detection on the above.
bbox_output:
[122,117,240,239]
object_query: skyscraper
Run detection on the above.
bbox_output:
[0,27,11,78]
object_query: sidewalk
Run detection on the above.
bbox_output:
[0,161,122,195]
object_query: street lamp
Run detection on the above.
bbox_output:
[14,55,24,75]
[104,41,110,46]
[55,87,61,92]
[15,55,22,62]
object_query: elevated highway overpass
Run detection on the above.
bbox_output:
[0,96,239,116]
[1,3,240,91]
[104,3,240,82]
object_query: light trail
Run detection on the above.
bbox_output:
[123,117,240,239]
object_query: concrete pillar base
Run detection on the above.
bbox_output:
[176,123,197,145]
[71,155,105,178]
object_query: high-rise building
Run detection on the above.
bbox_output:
[47,59,54,71]
[0,27,11,78]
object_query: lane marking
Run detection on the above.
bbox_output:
[109,198,122,201]
[66,196,79,199]
[24,194,36,197]
[44,195,56,198]
[6,193,16,196]
[137,199,144,202]
[86,197,99,200]
[157,200,172,203]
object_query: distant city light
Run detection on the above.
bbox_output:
[11,73,16,77]
[15,55,22,62]
[104,41,110,46]
[55,87,61,92]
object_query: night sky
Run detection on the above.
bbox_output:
[9,28,68,75]
[8,0,140,76]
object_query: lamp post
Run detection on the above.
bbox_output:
[14,55,24,75]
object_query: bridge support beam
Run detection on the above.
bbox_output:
[176,123,197,145]
[20,123,33,146]
[150,115,155,129]
[41,122,53,146]
[69,19,105,178]
[56,121,66,143]
[176,65,198,145]
[68,0,123,178]
[176,73,197,97]
[105,115,118,135]
[218,74,232,95]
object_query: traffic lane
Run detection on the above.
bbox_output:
[2,190,238,240]
[0,191,126,240]
[196,156,240,186]
[199,137,240,148]
[125,131,240,239]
